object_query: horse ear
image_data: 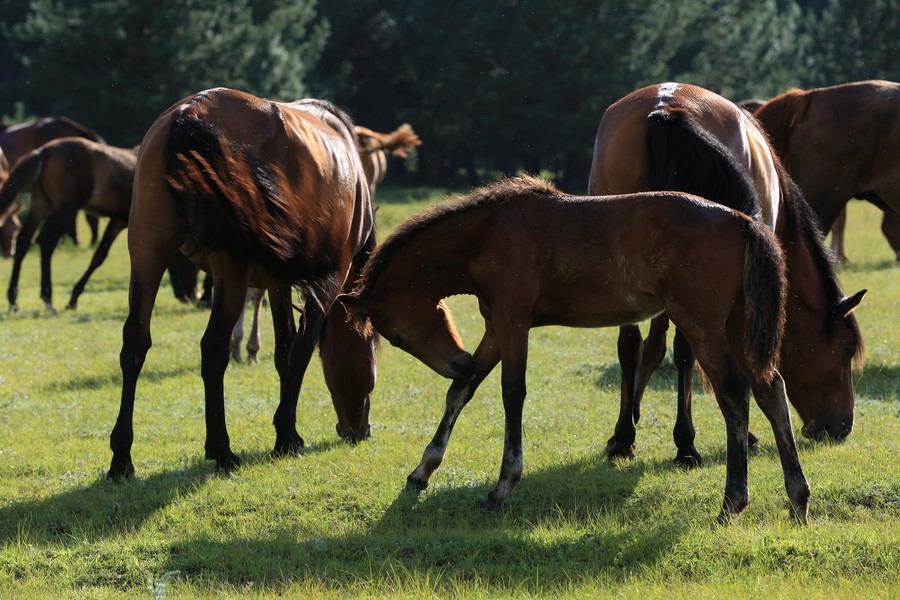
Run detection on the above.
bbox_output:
[835,289,867,317]
[337,293,371,316]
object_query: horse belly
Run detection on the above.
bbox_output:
[535,282,664,328]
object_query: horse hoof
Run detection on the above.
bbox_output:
[214,452,242,473]
[107,459,135,481]
[272,436,305,458]
[405,474,428,491]
[605,439,635,461]
[478,495,503,512]
[674,448,703,468]
[748,431,759,449]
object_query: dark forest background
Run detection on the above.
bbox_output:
[1,0,897,190]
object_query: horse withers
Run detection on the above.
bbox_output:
[107,88,377,480]
[589,83,865,467]
[340,176,810,524]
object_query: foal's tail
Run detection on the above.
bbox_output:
[646,108,760,220]
[739,219,787,381]
[0,149,43,225]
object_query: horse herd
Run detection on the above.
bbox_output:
[0,79,897,525]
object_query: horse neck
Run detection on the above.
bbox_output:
[376,209,488,300]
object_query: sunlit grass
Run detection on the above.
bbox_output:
[0,193,896,597]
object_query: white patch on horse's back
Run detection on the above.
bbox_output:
[655,82,680,110]
[738,110,781,229]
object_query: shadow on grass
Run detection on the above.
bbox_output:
[154,455,684,592]
[38,364,199,393]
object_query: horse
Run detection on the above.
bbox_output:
[107,88,377,480]
[228,122,421,363]
[0,148,17,258]
[0,137,137,312]
[339,175,810,523]
[0,116,105,246]
[753,80,900,231]
[588,82,866,468]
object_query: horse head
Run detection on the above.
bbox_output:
[339,292,474,380]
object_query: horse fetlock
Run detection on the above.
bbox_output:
[272,433,305,458]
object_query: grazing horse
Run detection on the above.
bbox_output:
[229,123,422,363]
[0,148,17,258]
[753,81,900,263]
[0,137,137,311]
[340,176,811,523]
[753,80,900,230]
[588,83,866,467]
[0,116,105,245]
[107,88,376,480]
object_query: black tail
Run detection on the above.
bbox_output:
[646,109,760,219]
[0,149,44,223]
[739,219,787,381]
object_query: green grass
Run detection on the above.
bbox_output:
[0,192,897,598]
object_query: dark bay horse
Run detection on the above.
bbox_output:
[0,137,137,311]
[753,81,900,264]
[0,116,105,245]
[229,122,422,363]
[107,88,377,480]
[340,176,811,523]
[0,148,16,258]
[588,83,866,466]
[753,80,900,231]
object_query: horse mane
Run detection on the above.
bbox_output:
[645,107,761,219]
[753,89,810,162]
[352,175,558,304]
[774,159,866,366]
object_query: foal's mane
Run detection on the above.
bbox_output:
[353,175,558,300]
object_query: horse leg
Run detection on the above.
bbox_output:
[750,371,810,524]
[37,209,77,313]
[829,208,849,263]
[606,324,642,459]
[67,218,126,309]
[246,288,264,362]
[407,323,500,491]
[268,288,326,456]
[633,314,670,419]
[672,328,701,467]
[230,291,248,363]
[200,265,249,472]
[6,213,41,312]
[108,246,177,480]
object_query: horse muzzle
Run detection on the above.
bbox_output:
[439,351,475,380]
[800,413,853,441]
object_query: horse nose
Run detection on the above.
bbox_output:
[825,413,853,441]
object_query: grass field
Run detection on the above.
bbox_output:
[0,188,897,598]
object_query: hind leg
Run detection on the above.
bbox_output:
[268,287,326,456]
[67,218,126,309]
[607,325,642,459]
[246,287,265,362]
[672,329,702,467]
[200,259,250,471]
[6,213,41,311]
[750,371,810,524]
[37,208,78,313]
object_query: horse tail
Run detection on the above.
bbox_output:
[165,115,304,284]
[355,124,422,158]
[0,149,44,225]
[645,108,761,219]
[752,89,810,161]
[739,218,787,381]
